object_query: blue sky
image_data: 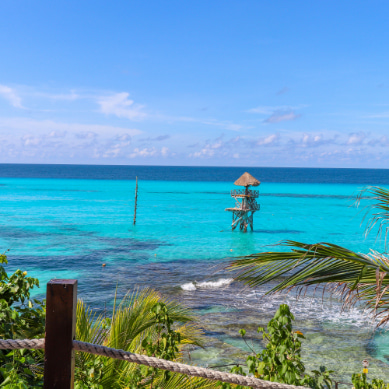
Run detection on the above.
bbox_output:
[0,1,389,167]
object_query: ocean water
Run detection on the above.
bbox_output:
[1,164,389,382]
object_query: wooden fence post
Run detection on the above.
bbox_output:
[44,279,77,389]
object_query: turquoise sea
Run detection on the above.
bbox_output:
[1,164,389,382]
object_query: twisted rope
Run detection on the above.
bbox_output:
[0,338,45,350]
[74,340,306,389]
[0,339,306,389]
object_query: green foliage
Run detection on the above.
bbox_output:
[74,356,105,389]
[352,373,389,389]
[219,305,389,389]
[129,302,182,388]
[0,253,45,388]
[219,304,333,389]
[1,247,388,389]
[74,289,217,389]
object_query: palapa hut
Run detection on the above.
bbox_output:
[225,172,260,232]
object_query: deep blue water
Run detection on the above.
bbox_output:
[1,163,389,184]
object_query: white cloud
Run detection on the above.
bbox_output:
[129,146,170,158]
[75,131,97,140]
[189,135,242,158]
[0,125,141,163]
[286,133,338,148]
[48,130,67,138]
[264,111,301,124]
[0,117,143,162]
[191,148,215,158]
[21,135,41,146]
[347,132,366,145]
[368,135,389,147]
[98,92,146,120]
[257,134,279,146]
[0,85,23,108]
[0,117,142,137]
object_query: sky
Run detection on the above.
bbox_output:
[0,1,389,168]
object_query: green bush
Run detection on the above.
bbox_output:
[219,304,389,389]
[0,252,45,388]
[352,373,389,389]
[220,304,333,389]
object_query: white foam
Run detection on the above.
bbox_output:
[181,282,197,291]
[197,278,233,289]
[181,278,233,291]
[232,289,380,328]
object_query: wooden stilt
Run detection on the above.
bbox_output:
[133,176,138,226]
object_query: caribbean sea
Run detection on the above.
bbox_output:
[1,164,388,381]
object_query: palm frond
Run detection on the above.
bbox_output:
[75,300,110,383]
[227,240,389,326]
[75,287,209,388]
[158,372,221,388]
[356,186,389,247]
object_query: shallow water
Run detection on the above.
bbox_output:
[0,165,389,383]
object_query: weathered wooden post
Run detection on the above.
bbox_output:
[133,176,138,225]
[44,279,77,389]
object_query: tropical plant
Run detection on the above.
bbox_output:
[74,288,219,389]
[227,186,389,327]
[0,251,217,388]
[352,373,389,389]
[0,252,45,388]
[219,304,333,389]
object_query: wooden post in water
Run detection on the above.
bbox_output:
[133,176,138,225]
[44,279,77,389]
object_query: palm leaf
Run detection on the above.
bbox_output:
[227,240,389,326]
[356,186,389,247]
[75,287,211,388]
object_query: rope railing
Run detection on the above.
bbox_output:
[5,279,356,389]
[0,338,306,389]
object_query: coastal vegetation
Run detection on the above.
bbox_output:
[0,253,217,388]
[1,250,388,389]
[74,289,217,389]
[0,252,45,388]
[220,304,333,389]
[0,254,328,388]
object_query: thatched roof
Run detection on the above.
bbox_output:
[234,172,260,187]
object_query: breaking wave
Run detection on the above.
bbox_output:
[181,278,233,291]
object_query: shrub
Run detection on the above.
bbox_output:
[0,252,45,388]
[219,304,333,389]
